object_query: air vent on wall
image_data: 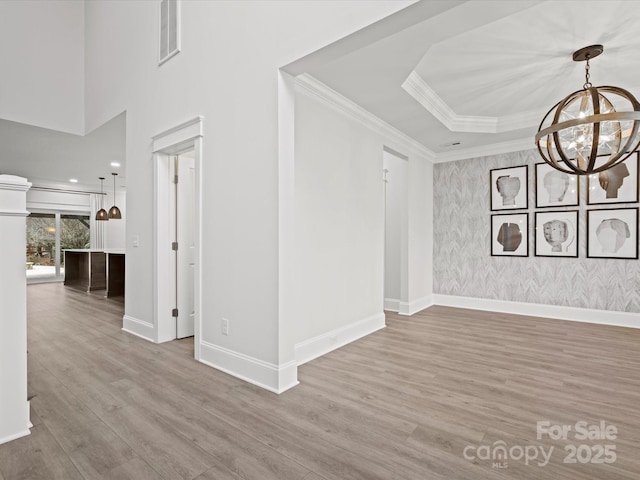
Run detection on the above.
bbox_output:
[159,0,180,65]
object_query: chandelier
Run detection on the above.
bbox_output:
[535,45,640,175]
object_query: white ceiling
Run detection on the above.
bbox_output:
[3,0,639,185]
[298,0,640,162]
[0,112,125,189]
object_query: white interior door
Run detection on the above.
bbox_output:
[176,153,195,338]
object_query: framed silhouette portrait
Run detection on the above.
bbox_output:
[535,163,579,208]
[490,165,528,211]
[535,210,578,258]
[587,207,638,259]
[491,213,528,257]
[587,153,639,205]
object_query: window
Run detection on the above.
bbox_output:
[26,213,90,283]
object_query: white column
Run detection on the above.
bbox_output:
[0,175,31,445]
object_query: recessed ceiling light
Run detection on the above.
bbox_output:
[69,178,78,183]
[110,162,121,167]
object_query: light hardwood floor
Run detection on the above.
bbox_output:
[1,283,640,479]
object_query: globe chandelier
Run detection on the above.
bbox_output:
[535,45,640,175]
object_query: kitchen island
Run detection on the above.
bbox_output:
[64,249,125,297]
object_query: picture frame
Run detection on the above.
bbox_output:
[535,163,579,208]
[490,165,528,211]
[587,153,639,205]
[491,213,528,257]
[534,210,578,257]
[587,207,638,259]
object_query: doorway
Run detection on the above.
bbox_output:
[383,147,408,312]
[149,116,203,358]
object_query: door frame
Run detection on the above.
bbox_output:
[151,116,204,359]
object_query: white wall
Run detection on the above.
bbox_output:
[383,150,408,308]
[103,188,126,250]
[0,0,84,134]
[293,90,385,347]
[291,83,434,364]
[83,1,415,390]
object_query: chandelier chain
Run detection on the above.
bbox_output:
[583,56,592,89]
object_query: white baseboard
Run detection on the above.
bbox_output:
[384,298,400,312]
[199,341,299,394]
[386,296,434,316]
[399,295,433,316]
[122,315,156,343]
[432,294,640,329]
[295,312,386,366]
[0,428,30,446]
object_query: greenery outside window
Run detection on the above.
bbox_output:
[26,213,90,283]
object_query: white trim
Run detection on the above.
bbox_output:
[432,294,640,329]
[0,175,31,192]
[151,117,204,354]
[295,312,386,366]
[0,429,30,446]
[295,74,434,161]
[294,74,536,165]
[199,341,299,394]
[402,71,545,135]
[152,116,204,153]
[383,145,408,161]
[384,298,401,312]
[402,71,497,134]
[277,70,298,382]
[398,295,433,316]
[0,210,30,217]
[433,138,534,164]
[122,315,156,343]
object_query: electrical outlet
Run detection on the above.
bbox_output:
[222,318,229,336]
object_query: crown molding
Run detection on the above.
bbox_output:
[295,74,540,164]
[402,70,544,134]
[295,74,435,161]
[402,71,497,133]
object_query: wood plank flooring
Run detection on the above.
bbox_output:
[1,283,640,479]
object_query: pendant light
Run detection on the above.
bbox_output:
[96,177,109,221]
[535,45,640,175]
[108,172,122,219]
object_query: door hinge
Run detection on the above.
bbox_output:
[172,241,178,251]
[174,174,179,184]
[172,308,179,317]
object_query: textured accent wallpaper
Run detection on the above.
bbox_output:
[433,149,640,313]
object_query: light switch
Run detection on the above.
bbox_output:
[132,235,139,247]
